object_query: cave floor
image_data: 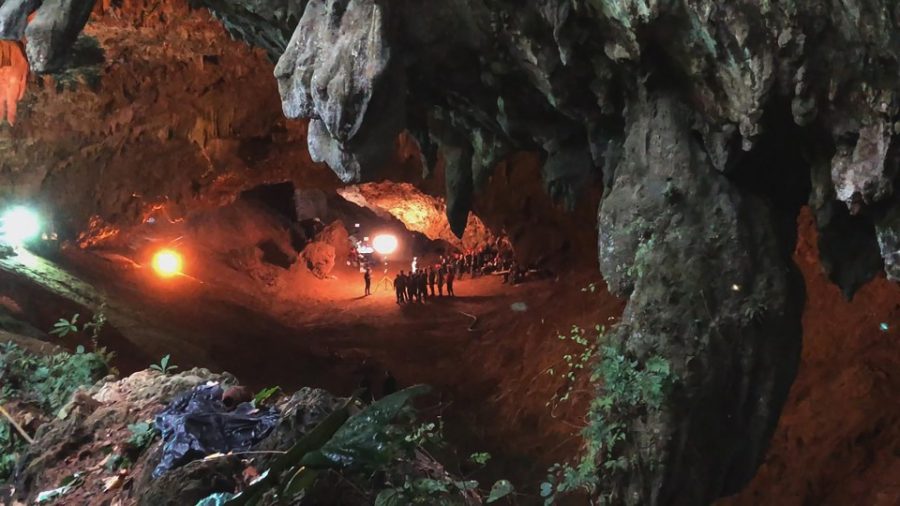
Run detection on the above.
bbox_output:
[1,244,621,492]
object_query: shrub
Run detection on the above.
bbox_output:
[0,342,108,481]
[542,339,675,504]
[0,342,108,414]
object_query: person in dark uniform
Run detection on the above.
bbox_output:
[437,266,445,296]
[428,267,436,296]
[364,267,371,296]
[405,272,415,302]
[446,267,456,296]
[419,271,428,301]
[394,271,406,303]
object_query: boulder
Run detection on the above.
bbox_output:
[316,220,351,265]
[300,241,335,278]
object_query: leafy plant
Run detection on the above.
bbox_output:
[0,420,20,480]
[487,479,515,503]
[48,306,109,351]
[546,325,602,408]
[82,305,108,351]
[0,343,107,481]
[126,421,157,453]
[0,342,108,413]
[541,341,675,504]
[150,355,178,374]
[221,385,512,506]
[403,419,444,447]
[469,452,491,466]
[252,386,281,407]
[49,314,79,338]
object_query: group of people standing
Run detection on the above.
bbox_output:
[393,266,455,303]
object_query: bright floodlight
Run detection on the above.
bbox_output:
[372,234,398,255]
[151,249,183,278]
[0,206,41,245]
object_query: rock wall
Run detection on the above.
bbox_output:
[598,92,803,504]
[337,181,493,251]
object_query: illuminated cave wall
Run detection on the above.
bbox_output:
[337,181,494,251]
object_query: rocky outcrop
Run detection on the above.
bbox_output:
[257,0,899,287]
[300,240,336,278]
[598,93,803,505]
[0,0,39,40]
[14,368,236,505]
[14,0,898,290]
[337,182,494,250]
[273,0,403,185]
[23,0,95,73]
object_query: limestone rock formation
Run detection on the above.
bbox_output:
[337,182,494,250]
[0,0,40,40]
[598,93,803,505]
[24,0,95,73]
[274,0,402,183]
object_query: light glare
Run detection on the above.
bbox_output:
[372,234,398,255]
[0,206,41,245]
[152,249,183,278]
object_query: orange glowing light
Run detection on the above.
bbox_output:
[151,249,183,278]
[372,234,398,255]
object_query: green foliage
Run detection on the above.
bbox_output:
[469,452,491,466]
[252,386,281,407]
[126,421,157,453]
[49,314,80,338]
[403,419,444,447]
[226,400,351,506]
[104,453,132,472]
[547,325,602,408]
[227,385,510,506]
[300,385,432,470]
[0,420,20,481]
[0,342,108,481]
[0,342,108,414]
[48,306,109,352]
[150,354,178,375]
[542,338,675,504]
[486,479,515,503]
[82,306,108,351]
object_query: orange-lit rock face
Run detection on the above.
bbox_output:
[337,181,493,250]
[0,41,28,125]
[720,208,900,506]
[0,3,335,245]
